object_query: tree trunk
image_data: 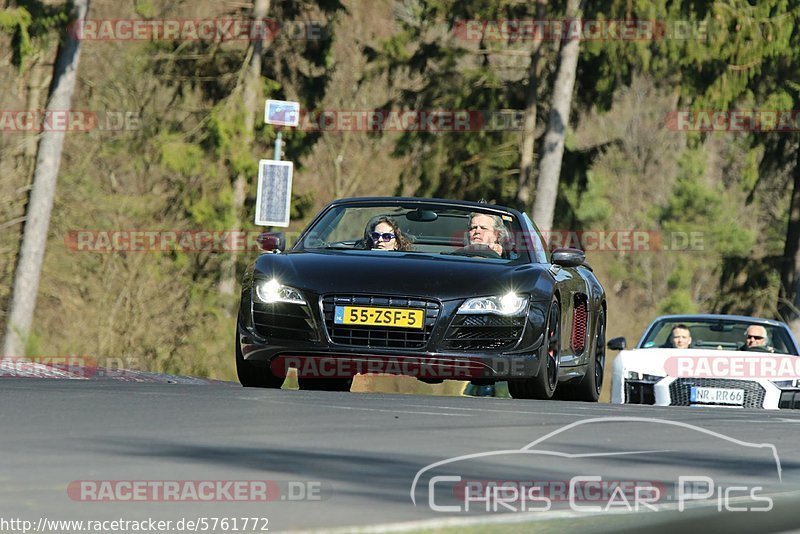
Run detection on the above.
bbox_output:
[779,147,800,336]
[2,0,90,358]
[531,0,581,233]
[516,0,547,207]
[219,0,271,297]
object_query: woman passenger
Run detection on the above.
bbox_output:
[364,216,412,251]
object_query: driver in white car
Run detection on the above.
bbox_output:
[741,324,774,352]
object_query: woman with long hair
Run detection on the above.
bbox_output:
[364,216,412,251]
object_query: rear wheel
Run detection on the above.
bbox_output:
[571,308,606,402]
[235,334,284,388]
[509,298,560,400]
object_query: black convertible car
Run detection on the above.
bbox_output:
[236,197,607,400]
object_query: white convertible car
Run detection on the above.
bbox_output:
[608,314,800,409]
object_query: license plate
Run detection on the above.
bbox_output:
[690,386,744,405]
[334,306,424,329]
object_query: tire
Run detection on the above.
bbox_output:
[571,308,606,402]
[235,334,284,388]
[509,297,560,400]
[298,377,353,392]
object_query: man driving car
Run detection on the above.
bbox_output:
[468,213,508,256]
[741,325,773,352]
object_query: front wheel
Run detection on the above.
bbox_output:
[509,298,560,400]
[235,334,284,388]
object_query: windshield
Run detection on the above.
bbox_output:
[639,318,798,355]
[295,203,538,263]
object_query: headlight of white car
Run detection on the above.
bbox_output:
[457,293,529,317]
[255,279,307,305]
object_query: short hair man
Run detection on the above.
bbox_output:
[743,325,768,350]
[671,324,692,349]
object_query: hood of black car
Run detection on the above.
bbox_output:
[254,250,549,300]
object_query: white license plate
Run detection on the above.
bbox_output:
[690,386,744,405]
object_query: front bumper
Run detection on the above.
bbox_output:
[649,377,800,410]
[237,292,548,381]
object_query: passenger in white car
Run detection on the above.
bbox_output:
[670,324,692,349]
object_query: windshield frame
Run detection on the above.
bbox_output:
[293,200,537,264]
[637,316,800,355]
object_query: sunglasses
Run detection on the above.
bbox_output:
[370,231,396,242]
[746,335,765,340]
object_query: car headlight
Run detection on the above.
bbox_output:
[255,279,307,305]
[457,293,529,317]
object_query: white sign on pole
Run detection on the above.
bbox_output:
[264,99,300,127]
[255,159,294,227]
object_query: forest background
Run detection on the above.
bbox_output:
[2,0,799,398]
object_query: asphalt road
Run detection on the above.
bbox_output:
[3,379,800,533]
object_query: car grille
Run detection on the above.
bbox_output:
[442,314,525,350]
[321,295,440,349]
[253,302,317,342]
[669,378,765,408]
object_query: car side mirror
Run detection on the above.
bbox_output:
[607,337,627,351]
[257,232,285,252]
[552,247,585,268]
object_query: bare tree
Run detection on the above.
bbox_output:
[531,0,581,232]
[219,0,271,297]
[2,0,90,357]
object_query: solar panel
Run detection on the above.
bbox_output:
[255,160,293,227]
[264,99,300,127]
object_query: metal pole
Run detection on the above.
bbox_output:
[273,130,282,161]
